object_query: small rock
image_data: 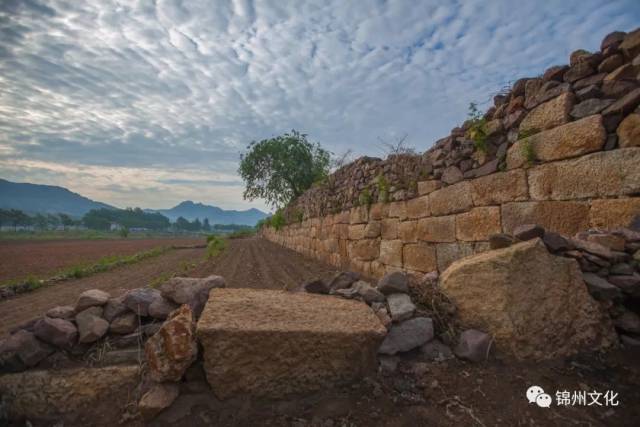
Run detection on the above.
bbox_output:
[45,306,75,320]
[610,263,634,275]
[138,382,180,421]
[378,317,434,355]
[420,339,454,362]
[543,231,571,252]
[489,233,515,250]
[328,271,360,291]
[586,233,626,251]
[613,309,640,334]
[608,274,640,297]
[33,317,78,349]
[148,297,179,320]
[387,293,416,322]
[298,279,330,294]
[600,31,626,51]
[570,238,613,260]
[103,297,129,322]
[441,166,463,185]
[582,273,622,301]
[377,272,409,295]
[75,289,110,312]
[0,330,54,369]
[598,54,624,73]
[375,307,392,329]
[110,312,139,335]
[353,281,385,304]
[332,287,359,299]
[454,329,492,362]
[570,98,615,119]
[513,224,545,241]
[160,275,225,317]
[124,288,162,317]
[76,308,109,344]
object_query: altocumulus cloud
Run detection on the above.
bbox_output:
[0,0,638,210]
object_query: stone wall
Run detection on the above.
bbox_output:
[264,28,640,279]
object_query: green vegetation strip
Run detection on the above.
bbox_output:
[0,245,176,297]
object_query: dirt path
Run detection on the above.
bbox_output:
[0,237,338,337]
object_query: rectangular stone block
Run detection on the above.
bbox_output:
[589,198,640,229]
[518,92,574,134]
[405,195,430,219]
[428,181,473,216]
[528,148,640,200]
[348,239,380,261]
[348,224,366,240]
[470,169,529,206]
[364,221,382,238]
[349,206,368,224]
[435,242,475,272]
[403,243,437,273]
[369,203,388,220]
[388,201,407,220]
[456,207,502,242]
[197,289,386,399]
[418,180,441,195]
[379,239,403,267]
[398,220,418,242]
[507,114,606,170]
[501,201,589,236]
[381,218,399,240]
[417,215,456,242]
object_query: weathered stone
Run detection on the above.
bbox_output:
[613,309,640,334]
[441,166,463,185]
[387,293,416,322]
[617,114,640,148]
[388,201,407,220]
[364,221,382,238]
[138,382,180,421]
[123,288,162,317]
[103,297,129,322]
[610,262,634,275]
[543,65,568,81]
[0,365,139,423]
[145,305,197,382]
[591,198,640,230]
[349,239,379,261]
[573,72,606,90]
[598,54,625,73]
[455,207,501,242]
[375,307,392,330]
[197,289,386,399]
[75,308,109,344]
[417,215,456,242]
[435,242,475,272]
[377,271,409,295]
[353,281,385,304]
[508,115,606,169]
[75,289,110,312]
[381,218,399,240]
[601,31,626,51]
[602,80,638,99]
[586,233,626,251]
[513,224,545,241]
[349,206,368,224]
[469,169,528,206]
[608,274,640,297]
[440,239,616,360]
[398,220,417,242]
[527,148,640,200]
[348,224,366,240]
[429,181,473,216]
[619,28,640,58]
[299,278,330,294]
[0,330,54,369]
[489,233,515,249]
[46,306,75,320]
[582,273,622,301]
[570,99,614,119]
[33,317,78,350]
[564,62,595,83]
[454,329,492,362]
[101,348,140,365]
[542,232,570,252]
[576,84,602,101]
[518,92,573,134]
[378,317,434,355]
[405,196,430,219]
[403,243,438,273]
[379,240,403,267]
[417,180,441,196]
[109,312,139,335]
[149,297,180,320]
[328,271,360,291]
[420,339,454,362]
[160,275,226,317]
[602,88,640,116]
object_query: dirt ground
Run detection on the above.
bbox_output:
[0,237,204,283]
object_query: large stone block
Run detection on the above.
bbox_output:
[518,92,574,133]
[348,224,366,240]
[418,180,441,195]
[590,198,640,229]
[388,201,407,220]
[470,169,529,206]
[348,239,380,261]
[456,207,502,242]
[617,113,640,148]
[379,240,403,267]
[398,220,418,242]
[507,114,606,170]
[435,242,475,272]
[527,148,640,200]
[502,201,589,236]
[197,289,386,399]
[440,239,616,359]
[403,243,437,273]
[428,181,473,216]
[380,218,399,240]
[417,215,456,242]
[405,195,430,219]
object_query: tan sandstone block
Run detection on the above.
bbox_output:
[369,203,389,220]
[456,207,502,242]
[428,181,473,216]
[518,92,574,133]
[379,240,403,267]
[501,201,589,236]
[403,243,437,273]
[364,221,382,238]
[528,148,640,200]
[417,216,456,242]
[507,114,606,170]
[349,206,368,224]
[406,195,430,219]
[470,169,529,206]
[381,218,399,240]
[348,239,380,261]
[590,198,640,229]
[388,201,407,220]
[348,224,366,240]
[435,242,475,272]
[418,180,441,196]
[335,211,350,224]
[398,220,418,242]
[197,289,387,399]
[617,113,640,148]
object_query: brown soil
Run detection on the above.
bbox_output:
[0,237,204,283]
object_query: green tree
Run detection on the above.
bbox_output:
[34,213,48,230]
[239,130,331,208]
[58,213,74,230]
[202,218,211,232]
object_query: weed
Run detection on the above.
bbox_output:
[206,236,226,258]
[466,102,488,153]
[376,175,390,203]
[270,210,286,231]
[358,188,373,208]
[520,139,536,167]
[517,127,539,140]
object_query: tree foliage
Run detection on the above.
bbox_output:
[239,130,331,208]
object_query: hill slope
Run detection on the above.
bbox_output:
[153,201,268,226]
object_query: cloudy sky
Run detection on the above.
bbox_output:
[0,0,638,212]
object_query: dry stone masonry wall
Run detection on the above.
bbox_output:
[264,28,640,279]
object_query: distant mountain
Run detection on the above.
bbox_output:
[152,201,268,226]
[0,178,115,217]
